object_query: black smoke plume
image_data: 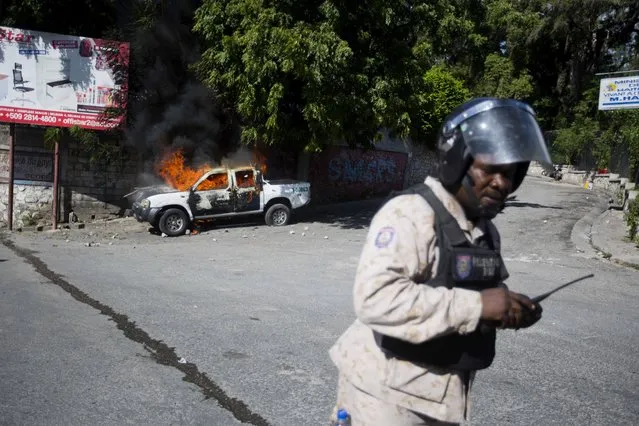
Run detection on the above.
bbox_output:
[124,2,240,185]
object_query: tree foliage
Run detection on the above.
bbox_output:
[192,0,481,151]
[2,0,639,169]
[416,66,470,142]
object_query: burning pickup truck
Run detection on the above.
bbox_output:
[126,166,311,236]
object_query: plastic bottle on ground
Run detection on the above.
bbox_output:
[331,408,351,425]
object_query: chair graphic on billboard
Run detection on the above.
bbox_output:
[36,57,77,111]
[11,64,35,106]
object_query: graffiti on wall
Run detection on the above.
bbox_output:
[309,147,408,203]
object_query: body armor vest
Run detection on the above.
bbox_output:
[380,184,508,371]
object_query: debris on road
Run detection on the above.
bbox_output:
[178,357,187,364]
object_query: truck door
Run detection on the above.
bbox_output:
[232,168,261,212]
[188,170,233,217]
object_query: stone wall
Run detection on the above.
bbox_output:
[0,183,53,228]
[0,124,140,229]
[527,161,638,211]
[404,142,438,187]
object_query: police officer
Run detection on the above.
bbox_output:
[329,98,553,425]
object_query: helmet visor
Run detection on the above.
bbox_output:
[458,105,552,167]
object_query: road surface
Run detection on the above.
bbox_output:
[1,176,638,425]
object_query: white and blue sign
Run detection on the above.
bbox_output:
[598,75,639,110]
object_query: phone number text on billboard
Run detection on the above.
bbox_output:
[6,112,58,123]
[0,107,120,130]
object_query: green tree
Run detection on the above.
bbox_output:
[473,54,534,100]
[192,0,482,151]
[415,66,471,142]
[477,0,639,128]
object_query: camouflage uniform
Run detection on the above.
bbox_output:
[329,176,500,425]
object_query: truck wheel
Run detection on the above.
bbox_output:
[159,208,189,236]
[265,204,291,226]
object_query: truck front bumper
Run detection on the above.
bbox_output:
[132,202,161,225]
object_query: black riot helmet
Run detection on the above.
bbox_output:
[436,97,552,195]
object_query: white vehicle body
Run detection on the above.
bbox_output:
[128,166,311,236]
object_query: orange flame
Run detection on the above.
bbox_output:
[155,148,268,191]
[155,150,226,191]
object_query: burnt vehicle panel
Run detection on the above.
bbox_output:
[128,166,311,236]
[232,168,261,212]
[188,170,234,217]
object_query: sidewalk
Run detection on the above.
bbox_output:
[590,209,639,269]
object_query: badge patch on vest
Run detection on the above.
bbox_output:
[374,226,395,248]
[455,255,472,279]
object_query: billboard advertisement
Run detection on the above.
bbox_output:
[598,75,639,110]
[0,26,129,130]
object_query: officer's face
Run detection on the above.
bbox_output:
[467,158,517,213]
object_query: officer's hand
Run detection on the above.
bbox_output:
[480,287,511,323]
[504,292,543,329]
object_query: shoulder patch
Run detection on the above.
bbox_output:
[374,226,396,248]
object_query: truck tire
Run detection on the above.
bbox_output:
[265,204,291,226]
[159,208,190,236]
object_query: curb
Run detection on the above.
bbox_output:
[570,196,609,258]
[589,210,639,271]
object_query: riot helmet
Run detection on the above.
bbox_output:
[437,97,552,192]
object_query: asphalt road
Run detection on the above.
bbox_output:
[1,176,638,425]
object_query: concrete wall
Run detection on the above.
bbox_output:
[527,161,638,211]
[0,124,139,229]
[297,131,438,204]
[307,146,409,203]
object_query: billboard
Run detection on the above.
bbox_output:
[598,75,639,110]
[0,26,129,130]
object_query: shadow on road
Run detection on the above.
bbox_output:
[161,198,385,234]
[295,198,385,230]
[149,192,567,236]
[185,199,386,232]
[505,201,564,209]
